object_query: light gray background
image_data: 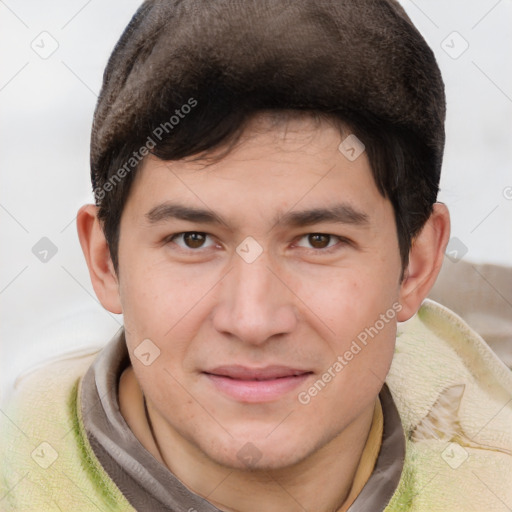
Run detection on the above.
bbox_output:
[1,0,511,401]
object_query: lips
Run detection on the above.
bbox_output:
[203,365,313,402]
[204,365,312,380]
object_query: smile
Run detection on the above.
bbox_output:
[203,366,313,402]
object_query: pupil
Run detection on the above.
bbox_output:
[309,234,329,248]
[185,232,205,248]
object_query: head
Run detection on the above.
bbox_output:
[78,0,450,470]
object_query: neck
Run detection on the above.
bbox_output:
[120,366,377,512]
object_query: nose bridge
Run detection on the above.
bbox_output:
[213,250,297,344]
[234,253,274,308]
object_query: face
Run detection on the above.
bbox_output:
[116,114,403,470]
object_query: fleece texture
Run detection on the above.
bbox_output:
[1,299,511,511]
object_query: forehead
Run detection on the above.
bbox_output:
[124,113,389,227]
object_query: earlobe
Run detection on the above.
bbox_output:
[397,203,451,322]
[76,204,123,314]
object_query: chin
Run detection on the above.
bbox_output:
[199,428,318,472]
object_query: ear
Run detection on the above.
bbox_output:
[76,204,122,314]
[397,202,450,322]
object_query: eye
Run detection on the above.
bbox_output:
[168,232,216,250]
[294,233,345,251]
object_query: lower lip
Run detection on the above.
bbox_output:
[204,373,312,403]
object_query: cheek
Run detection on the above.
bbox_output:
[302,316,397,416]
[294,265,399,340]
[293,264,400,395]
[118,255,210,338]
[118,258,223,384]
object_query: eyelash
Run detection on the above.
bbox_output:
[165,232,350,254]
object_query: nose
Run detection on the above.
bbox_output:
[212,251,298,346]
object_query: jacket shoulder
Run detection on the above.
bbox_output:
[0,347,135,512]
[385,299,512,511]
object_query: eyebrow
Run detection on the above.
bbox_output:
[145,201,370,228]
[276,204,369,228]
[146,203,225,225]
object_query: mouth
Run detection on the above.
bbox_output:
[203,365,314,403]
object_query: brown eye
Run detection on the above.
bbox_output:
[294,233,346,252]
[307,233,331,249]
[168,232,214,250]
[183,232,207,248]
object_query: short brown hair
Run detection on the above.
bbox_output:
[90,0,446,274]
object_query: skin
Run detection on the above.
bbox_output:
[77,113,450,512]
